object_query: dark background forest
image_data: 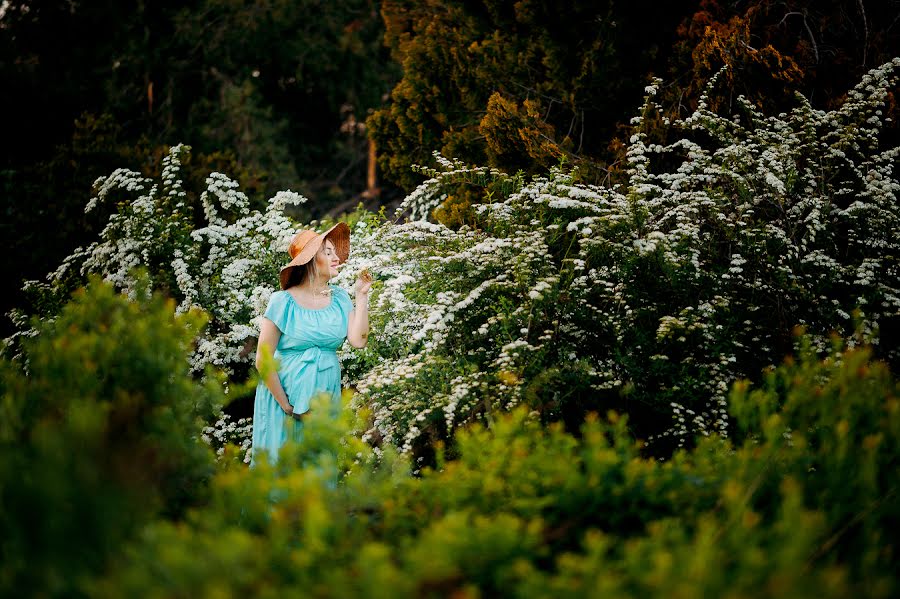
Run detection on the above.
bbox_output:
[2,0,898,335]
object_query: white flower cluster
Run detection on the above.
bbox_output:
[348,59,900,452]
[9,144,321,381]
[201,413,253,463]
[400,151,516,221]
[8,60,899,458]
[201,172,250,225]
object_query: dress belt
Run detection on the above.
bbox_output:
[289,346,338,372]
[276,346,339,412]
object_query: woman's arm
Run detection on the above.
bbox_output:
[255,318,294,415]
[347,281,371,348]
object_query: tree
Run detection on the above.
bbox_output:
[368,0,689,191]
[661,0,900,118]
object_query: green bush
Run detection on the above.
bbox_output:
[93,334,899,597]
[0,275,223,596]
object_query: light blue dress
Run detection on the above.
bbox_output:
[250,284,353,467]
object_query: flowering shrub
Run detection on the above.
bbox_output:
[349,59,900,452]
[5,276,898,596]
[6,60,900,456]
[201,413,254,464]
[10,144,311,379]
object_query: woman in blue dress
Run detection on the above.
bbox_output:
[250,222,371,466]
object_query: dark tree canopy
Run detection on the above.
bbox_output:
[0,0,398,335]
[368,0,691,190]
[368,0,900,196]
[2,0,898,329]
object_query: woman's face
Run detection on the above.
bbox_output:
[315,239,340,279]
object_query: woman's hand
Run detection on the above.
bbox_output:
[356,268,373,296]
[348,268,372,348]
[280,401,294,416]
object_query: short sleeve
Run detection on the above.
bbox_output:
[334,286,354,314]
[263,290,291,332]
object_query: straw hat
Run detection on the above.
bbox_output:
[279,222,350,289]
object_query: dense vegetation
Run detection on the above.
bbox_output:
[0,0,397,334]
[2,278,898,597]
[10,59,899,460]
[0,278,222,594]
[368,0,900,211]
[3,2,900,595]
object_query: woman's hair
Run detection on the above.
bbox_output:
[284,253,321,289]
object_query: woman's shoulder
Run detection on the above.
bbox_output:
[329,284,353,308]
[264,289,291,312]
[262,289,292,330]
[267,289,288,303]
[329,283,350,297]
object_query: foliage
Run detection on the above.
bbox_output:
[665,0,900,117]
[0,275,222,597]
[368,0,900,200]
[368,0,688,190]
[35,319,900,597]
[6,144,309,381]
[667,0,806,115]
[202,412,255,464]
[0,0,394,203]
[8,61,900,460]
[348,59,900,453]
[170,0,397,202]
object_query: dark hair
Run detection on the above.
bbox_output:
[284,256,321,289]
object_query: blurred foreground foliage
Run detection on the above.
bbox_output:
[2,277,898,597]
[0,275,222,596]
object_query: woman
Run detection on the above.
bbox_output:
[250,222,371,466]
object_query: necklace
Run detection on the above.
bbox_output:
[287,286,331,310]
[300,284,331,302]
